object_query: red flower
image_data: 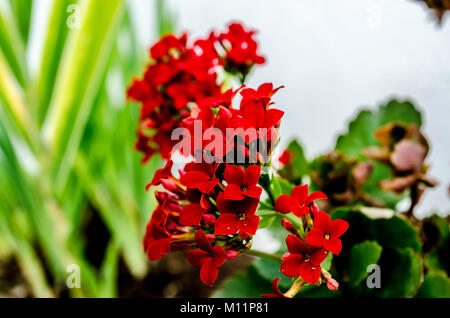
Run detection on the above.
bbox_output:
[278,150,292,166]
[219,23,265,68]
[146,160,174,190]
[261,278,289,298]
[214,192,260,238]
[280,235,328,285]
[187,230,227,287]
[150,34,187,60]
[180,162,221,194]
[223,165,262,200]
[275,184,327,217]
[179,195,213,227]
[305,211,349,255]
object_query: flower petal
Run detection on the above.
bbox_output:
[243,186,263,199]
[239,215,260,236]
[324,238,342,255]
[306,191,328,205]
[214,213,239,235]
[180,171,210,188]
[292,206,310,218]
[224,184,244,200]
[291,185,308,204]
[280,254,303,278]
[200,258,220,287]
[286,234,309,254]
[179,203,204,226]
[224,164,245,186]
[305,229,324,248]
[186,250,211,268]
[263,108,284,128]
[244,165,261,187]
[313,211,331,233]
[212,245,228,267]
[198,179,219,194]
[194,229,213,252]
[275,195,298,214]
[310,248,329,266]
[330,219,349,238]
[299,262,321,285]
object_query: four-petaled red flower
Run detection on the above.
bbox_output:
[275,184,327,217]
[305,211,349,255]
[224,165,262,200]
[280,235,328,285]
[187,230,227,287]
[180,162,221,194]
[215,192,260,239]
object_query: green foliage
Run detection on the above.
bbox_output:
[348,241,382,286]
[416,271,450,298]
[372,216,421,252]
[213,266,273,298]
[335,99,422,158]
[278,139,308,184]
[334,99,422,209]
[378,247,422,298]
[0,0,167,297]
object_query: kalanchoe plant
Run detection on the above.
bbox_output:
[129,23,349,295]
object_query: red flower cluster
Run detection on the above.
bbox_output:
[136,23,349,295]
[262,187,348,297]
[127,23,266,163]
[143,159,264,286]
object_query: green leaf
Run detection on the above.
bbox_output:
[256,210,277,229]
[278,139,308,183]
[43,0,126,192]
[213,266,273,298]
[335,99,421,208]
[156,0,176,36]
[373,216,421,252]
[0,1,27,86]
[35,0,78,124]
[336,99,422,159]
[378,247,422,298]
[252,258,291,290]
[348,240,383,286]
[9,0,33,44]
[415,271,450,298]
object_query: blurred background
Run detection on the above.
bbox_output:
[0,0,449,298]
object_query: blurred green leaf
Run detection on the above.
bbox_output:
[252,258,291,290]
[278,139,308,183]
[0,1,27,86]
[9,0,33,44]
[415,271,450,298]
[372,216,421,252]
[336,99,422,158]
[213,266,273,298]
[43,0,125,192]
[378,247,422,298]
[35,0,78,124]
[348,240,382,286]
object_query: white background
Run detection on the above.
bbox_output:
[30,0,450,217]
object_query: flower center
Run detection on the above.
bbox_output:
[304,254,311,263]
[237,212,247,221]
[241,185,248,191]
[324,233,331,240]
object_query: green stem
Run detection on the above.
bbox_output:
[284,277,305,298]
[246,249,282,262]
[258,173,275,206]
